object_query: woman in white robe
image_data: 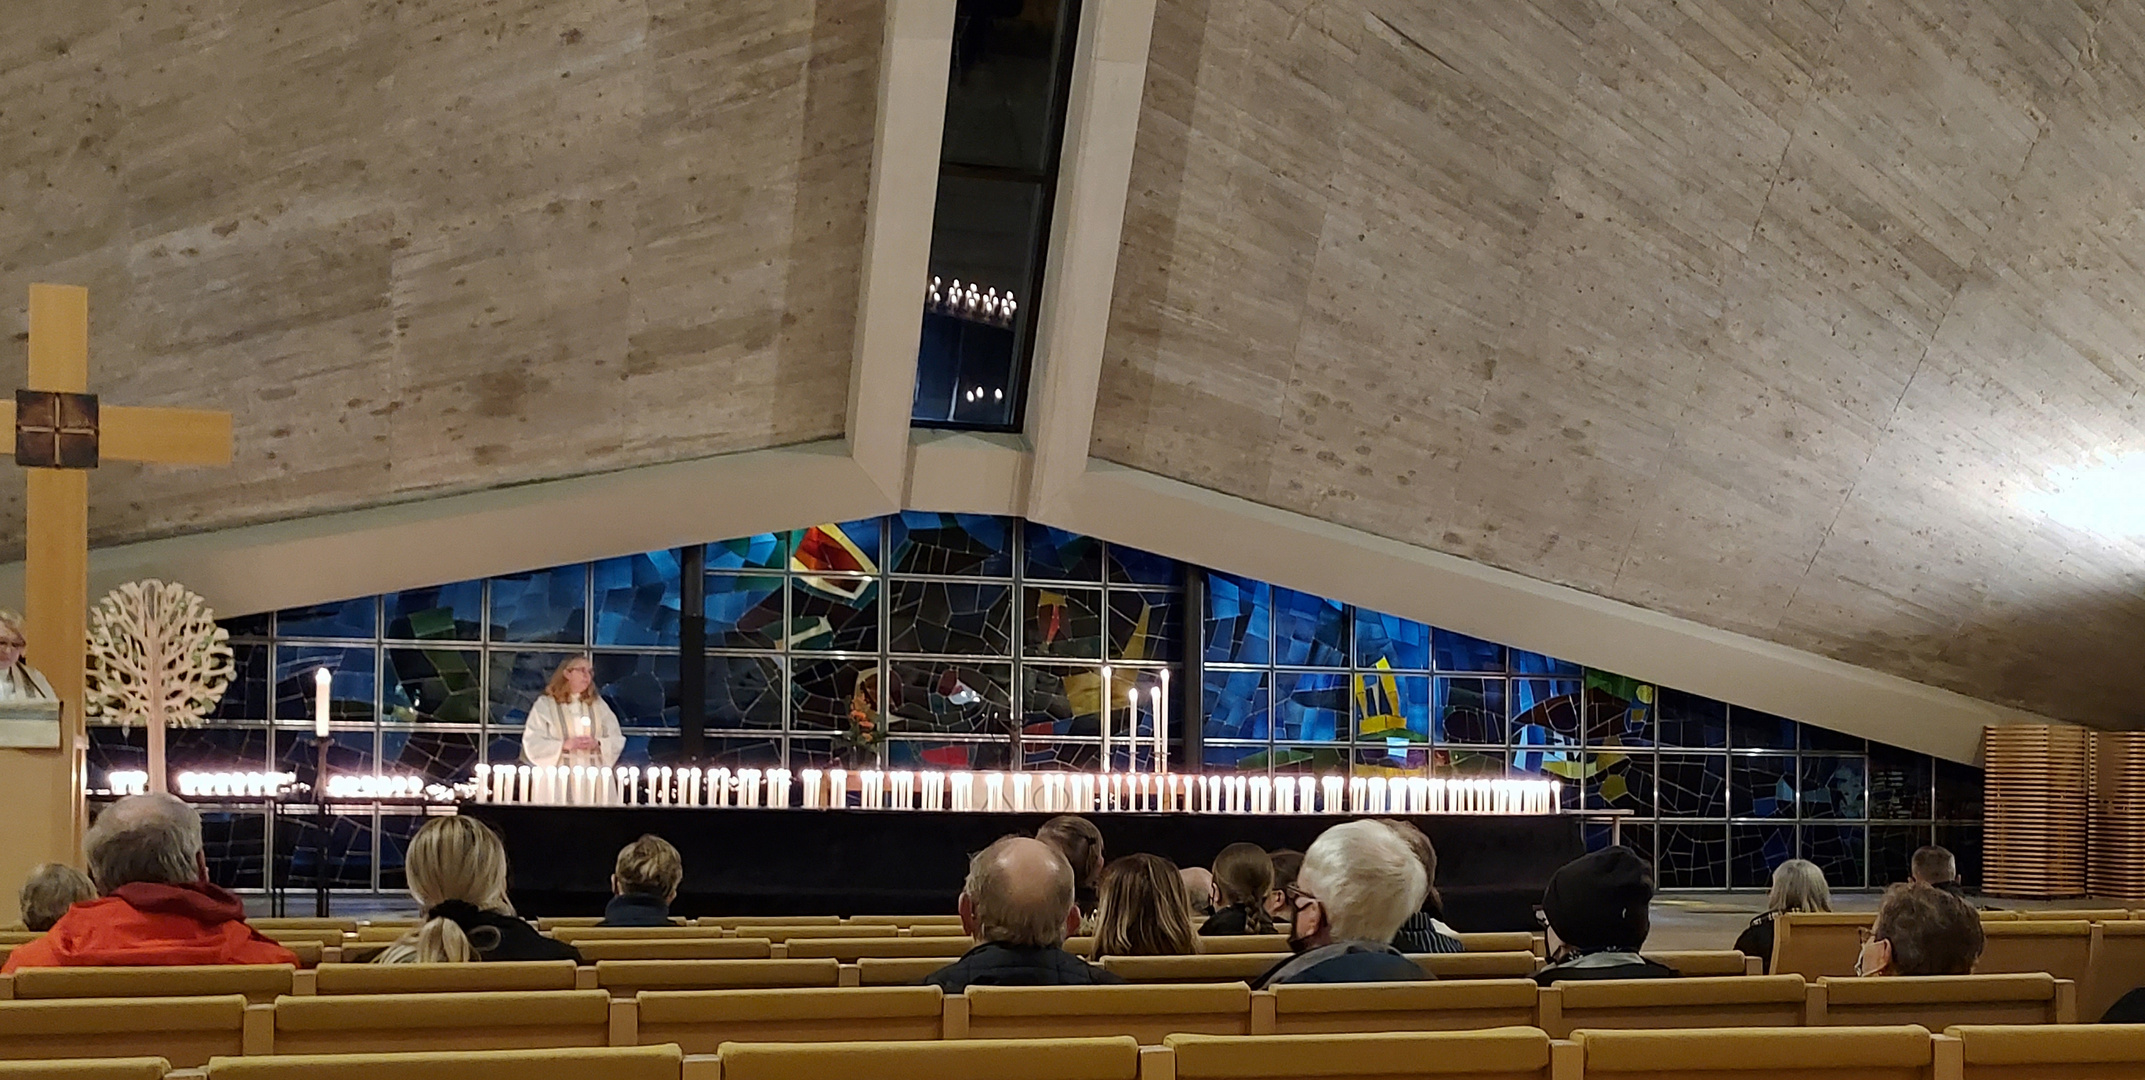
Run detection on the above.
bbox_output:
[521,656,623,769]
[0,610,56,701]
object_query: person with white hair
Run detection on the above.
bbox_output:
[1734,858,1831,974]
[923,835,1125,991]
[1252,820,1430,987]
[4,794,296,972]
[0,609,54,701]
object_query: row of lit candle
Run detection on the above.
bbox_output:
[1099,666,1168,775]
[472,764,1561,815]
[101,771,455,802]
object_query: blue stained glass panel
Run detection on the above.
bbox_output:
[382,729,480,783]
[704,574,784,650]
[1107,543,1181,587]
[201,811,267,891]
[705,655,782,730]
[1801,824,1868,889]
[274,810,374,890]
[1511,679,1582,744]
[1354,610,1429,670]
[1353,672,1429,743]
[1657,689,1728,748]
[169,726,272,774]
[595,552,682,647]
[1731,823,1796,888]
[1204,742,1273,772]
[1511,650,1581,675]
[485,651,578,727]
[211,643,270,722]
[277,597,376,640]
[792,519,884,576]
[1732,755,1798,818]
[889,512,1013,576]
[219,612,272,638]
[1020,665,1102,739]
[594,651,680,728]
[888,581,1013,655]
[790,657,880,734]
[86,726,147,785]
[1730,707,1797,750]
[1274,670,1347,742]
[385,581,482,641]
[1272,588,1346,667]
[1584,751,1654,813]
[1108,589,1181,663]
[379,814,427,891]
[272,729,373,786]
[489,566,587,644]
[1023,523,1102,580]
[790,577,880,653]
[1658,824,1728,889]
[1800,756,1868,820]
[890,738,1013,772]
[1658,754,1728,818]
[1023,586,1103,658]
[707,532,786,571]
[1871,825,1931,887]
[1202,573,1271,665]
[274,645,377,724]
[1433,629,1505,673]
[1438,748,1511,778]
[1585,673,1655,748]
[1202,669,1268,741]
[1435,676,1507,745]
[383,647,482,725]
[890,660,1015,737]
[1512,733,1581,789]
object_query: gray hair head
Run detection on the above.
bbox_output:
[964,836,1076,948]
[84,793,203,891]
[1300,820,1426,943]
[18,863,95,931]
[1766,858,1832,915]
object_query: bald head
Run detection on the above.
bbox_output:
[1179,866,1215,915]
[85,793,204,892]
[962,836,1078,948]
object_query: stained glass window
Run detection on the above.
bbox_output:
[1273,588,1347,667]
[1355,610,1430,671]
[889,512,1014,576]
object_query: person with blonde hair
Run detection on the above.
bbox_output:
[521,656,623,769]
[1200,842,1277,936]
[17,863,94,932]
[1091,854,1198,959]
[377,817,579,964]
[0,610,55,701]
[1734,858,1832,973]
[601,834,684,927]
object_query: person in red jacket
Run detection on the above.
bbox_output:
[4,793,296,973]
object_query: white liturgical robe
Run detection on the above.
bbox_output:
[0,660,56,701]
[522,694,624,769]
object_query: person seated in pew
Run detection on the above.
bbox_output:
[1910,845,1976,903]
[1092,854,1197,959]
[4,794,298,972]
[1534,847,1677,985]
[1198,843,1276,936]
[1264,849,1304,925]
[1734,858,1831,975]
[1855,881,1982,977]
[601,834,683,927]
[1252,820,1428,987]
[1036,815,1105,930]
[1379,820,1464,954]
[377,817,582,964]
[923,836,1125,991]
[1179,866,1217,918]
[17,862,94,932]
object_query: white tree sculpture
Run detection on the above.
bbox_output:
[85,580,236,794]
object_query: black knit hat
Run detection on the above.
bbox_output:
[1541,846,1654,951]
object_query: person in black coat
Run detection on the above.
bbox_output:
[1533,847,1677,985]
[1733,858,1832,974]
[923,836,1125,991]
[1252,821,1430,988]
[1198,843,1277,937]
[375,817,582,964]
[601,834,684,927]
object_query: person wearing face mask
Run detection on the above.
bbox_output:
[1251,821,1428,987]
[1854,881,1983,978]
[521,656,624,769]
[1533,847,1678,985]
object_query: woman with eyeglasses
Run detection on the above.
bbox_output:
[522,656,623,770]
[0,611,55,701]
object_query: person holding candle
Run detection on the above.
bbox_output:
[521,657,624,770]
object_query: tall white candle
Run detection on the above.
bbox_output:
[1148,686,1163,774]
[313,667,332,739]
[1156,670,1170,772]
[1013,773,1032,812]
[1368,776,1388,814]
[475,764,491,803]
[1100,666,1113,775]
[740,768,762,807]
[829,768,847,809]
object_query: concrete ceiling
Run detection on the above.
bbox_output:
[1094,0,2145,727]
[0,0,877,552]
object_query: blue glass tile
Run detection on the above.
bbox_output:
[277,597,376,640]
[1510,650,1581,675]
[1730,706,1797,750]
[210,643,271,722]
[1354,610,1429,670]
[1274,670,1347,742]
[1020,665,1105,740]
[1657,688,1728,748]
[1871,825,1932,887]
[1732,755,1798,818]
[1657,824,1728,889]
[201,811,267,891]
[1658,754,1728,818]
[384,581,482,641]
[704,574,784,650]
[594,652,680,728]
[378,814,427,892]
[1201,669,1268,741]
[169,726,273,774]
[86,725,147,784]
[1106,543,1181,587]
[274,645,377,724]
[1511,679,1583,744]
[381,729,480,785]
[707,532,787,571]
[1023,523,1103,580]
[790,657,881,734]
[1435,676,1507,745]
[274,809,373,890]
[1432,628,1505,673]
[1203,742,1273,772]
[218,612,272,639]
[704,655,783,731]
[1584,751,1654,813]
[594,552,682,648]
[1801,824,1868,890]
[1272,588,1346,667]
[1731,823,1796,888]
[1202,572,1271,665]
[272,729,373,786]
[489,565,588,644]
[889,512,1013,576]
[1800,755,1869,820]
[1439,747,1512,778]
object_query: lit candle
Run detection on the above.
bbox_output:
[475,764,491,804]
[984,771,1006,812]
[1149,686,1163,773]
[1156,670,1170,772]
[1550,781,1562,813]
[922,770,944,811]
[1321,775,1344,814]
[1368,776,1388,814]
[829,768,848,809]
[1013,773,1032,813]
[1251,775,1271,814]
[740,768,762,807]
[313,667,332,739]
[1100,666,1113,775]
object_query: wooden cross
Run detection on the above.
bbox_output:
[5,284,232,797]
